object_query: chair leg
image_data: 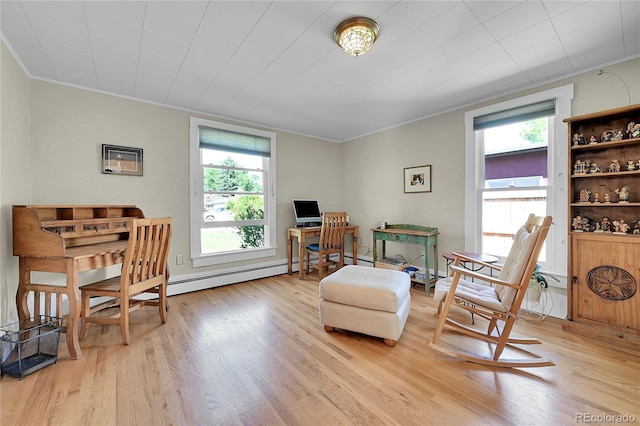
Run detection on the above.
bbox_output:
[318,255,325,279]
[80,293,90,340]
[487,317,499,336]
[159,283,167,324]
[492,318,518,361]
[431,276,461,344]
[120,297,131,345]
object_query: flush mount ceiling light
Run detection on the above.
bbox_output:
[333,17,379,57]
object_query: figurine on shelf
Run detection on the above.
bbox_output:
[593,192,600,203]
[615,186,630,203]
[573,160,584,174]
[600,216,612,232]
[601,130,614,142]
[633,219,640,235]
[619,220,630,233]
[612,130,624,141]
[589,162,602,173]
[627,161,636,171]
[573,133,586,146]
[581,217,595,232]
[613,220,630,234]
[613,220,621,233]
[589,135,598,144]
[572,216,583,231]
[579,188,591,203]
[608,159,621,172]
[604,193,611,203]
[627,121,636,137]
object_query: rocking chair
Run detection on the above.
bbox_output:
[428,214,554,368]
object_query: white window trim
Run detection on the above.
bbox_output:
[464,84,573,278]
[189,117,277,267]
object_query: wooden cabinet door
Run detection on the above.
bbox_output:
[571,233,640,333]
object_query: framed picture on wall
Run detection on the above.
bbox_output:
[404,164,431,193]
[102,144,143,176]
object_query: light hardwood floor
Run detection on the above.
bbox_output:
[1,273,639,425]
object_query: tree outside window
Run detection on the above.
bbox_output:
[202,153,265,253]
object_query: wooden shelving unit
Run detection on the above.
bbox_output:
[562,104,640,349]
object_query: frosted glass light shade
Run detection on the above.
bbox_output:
[334,17,379,57]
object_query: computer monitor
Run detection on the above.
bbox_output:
[293,200,322,226]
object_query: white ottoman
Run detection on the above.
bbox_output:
[319,265,411,347]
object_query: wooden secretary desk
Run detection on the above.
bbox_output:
[12,205,145,359]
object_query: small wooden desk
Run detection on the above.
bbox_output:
[372,225,439,294]
[287,225,359,279]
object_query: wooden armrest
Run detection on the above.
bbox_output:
[449,264,520,289]
[449,252,502,272]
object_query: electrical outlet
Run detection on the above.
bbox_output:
[176,254,184,265]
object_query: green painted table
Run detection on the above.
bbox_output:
[372,224,439,294]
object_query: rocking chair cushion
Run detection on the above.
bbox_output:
[434,277,507,312]
[495,225,540,309]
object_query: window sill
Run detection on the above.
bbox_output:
[192,247,277,267]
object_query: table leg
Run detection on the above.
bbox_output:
[372,238,377,263]
[352,230,358,265]
[424,242,430,294]
[298,235,305,280]
[65,258,83,360]
[16,258,30,321]
[433,238,438,282]
[287,230,293,275]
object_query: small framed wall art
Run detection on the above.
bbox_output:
[102,144,143,176]
[404,164,431,193]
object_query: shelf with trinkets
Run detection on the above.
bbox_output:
[569,134,640,236]
[563,104,640,350]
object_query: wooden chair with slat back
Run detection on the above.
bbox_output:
[428,214,554,368]
[80,217,172,345]
[305,212,348,280]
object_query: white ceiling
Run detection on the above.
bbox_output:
[2,1,639,142]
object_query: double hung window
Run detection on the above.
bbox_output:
[464,85,573,276]
[190,117,276,267]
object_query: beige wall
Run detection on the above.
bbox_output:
[27,81,342,277]
[1,38,343,325]
[1,42,32,326]
[341,111,465,266]
[341,58,640,273]
[1,31,638,325]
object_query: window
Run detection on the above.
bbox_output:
[464,85,573,277]
[190,117,276,267]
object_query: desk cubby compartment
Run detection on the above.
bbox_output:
[1,316,62,379]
